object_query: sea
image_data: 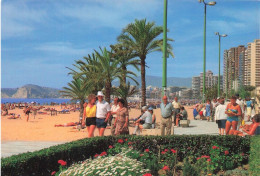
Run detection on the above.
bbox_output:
[1,98,73,105]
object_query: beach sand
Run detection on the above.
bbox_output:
[1,105,195,142]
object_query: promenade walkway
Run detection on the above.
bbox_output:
[0,120,231,158]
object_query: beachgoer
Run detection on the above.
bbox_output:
[82,94,97,138]
[135,107,153,130]
[55,122,80,127]
[193,104,199,120]
[114,99,129,135]
[110,97,119,136]
[228,114,260,136]
[172,97,181,126]
[24,106,32,122]
[245,97,252,121]
[96,91,111,137]
[7,114,21,119]
[236,94,245,129]
[132,106,146,135]
[205,99,211,122]
[151,109,156,129]
[225,96,242,135]
[160,96,174,136]
[215,97,227,135]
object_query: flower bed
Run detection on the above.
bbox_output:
[1,135,252,176]
[53,137,251,176]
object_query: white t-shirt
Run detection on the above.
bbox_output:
[215,104,227,120]
[236,99,244,113]
[111,104,119,118]
[96,100,111,119]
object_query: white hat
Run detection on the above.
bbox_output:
[97,91,104,96]
[142,106,147,110]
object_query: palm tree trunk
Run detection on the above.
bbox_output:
[79,99,84,122]
[140,55,146,107]
[121,65,127,86]
[105,81,111,103]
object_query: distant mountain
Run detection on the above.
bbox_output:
[1,84,62,98]
[113,75,192,88]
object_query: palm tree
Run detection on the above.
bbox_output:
[114,82,139,108]
[110,44,140,86]
[117,19,174,106]
[60,77,90,121]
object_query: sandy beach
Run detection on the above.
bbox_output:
[1,105,195,142]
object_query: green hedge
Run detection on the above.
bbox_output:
[1,135,251,176]
[249,135,260,176]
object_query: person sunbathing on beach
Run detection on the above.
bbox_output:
[228,114,260,136]
[8,114,21,119]
[54,122,80,127]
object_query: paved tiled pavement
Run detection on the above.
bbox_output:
[1,119,246,158]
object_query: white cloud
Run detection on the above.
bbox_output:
[2,1,47,39]
[34,42,89,56]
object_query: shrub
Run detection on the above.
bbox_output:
[1,135,251,176]
[249,135,260,176]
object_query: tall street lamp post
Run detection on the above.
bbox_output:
[162,0,168,96]
[215,32,227,97]
[198,0,216,102]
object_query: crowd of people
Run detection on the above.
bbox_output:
[191,94,260,136]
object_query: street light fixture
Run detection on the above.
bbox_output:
[215,32,228,98]
[198,0,216,103]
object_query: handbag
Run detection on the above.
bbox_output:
[140,120,145,124]
[120,127,129,135]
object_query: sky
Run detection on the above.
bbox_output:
[1,0,260,89]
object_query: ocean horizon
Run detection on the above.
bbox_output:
[1,98,72,105]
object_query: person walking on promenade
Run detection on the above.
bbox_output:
[225,96,242,135]
[215,97,227,135]
[96,91,111,136]
[114,99,129,135]
[245,97,253,121]
[211,98,219,122]
[160,96,174,136]
[172,97,181,126]
[193,104,200,120]
[110,97,119,136]
[205,99,211,122]
[82,94,97,138]
[236,94,245,129]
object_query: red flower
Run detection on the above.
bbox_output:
[129,146,132,148]
[197,157,201,160]
[109,145,113,149]
[171,149,177,153]
[161,151,166,155]
[128,142,133,145]
[118,139,124,143]
[162,166,170,171]
[224,150,229,155]
[125,138,128,141]
[140,154,144,157]
[212,146,218,149]
[145,149,150,152]
[51,171,56,175]
[58,160,67,166]
[164,149,169,152]
[207,159,211,162]
[201,155,210,159]
[99,151,107,156]
[241,153,245,156]
[94,154,99,158]
[143,173,152,176]
[187,147,191,150]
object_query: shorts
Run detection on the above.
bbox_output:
[143,123,152,129]
[217,120,226,129]
[227,116,238,122]
[96,118,107,128]
[246,107,252,116]
[85,117,96,126]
